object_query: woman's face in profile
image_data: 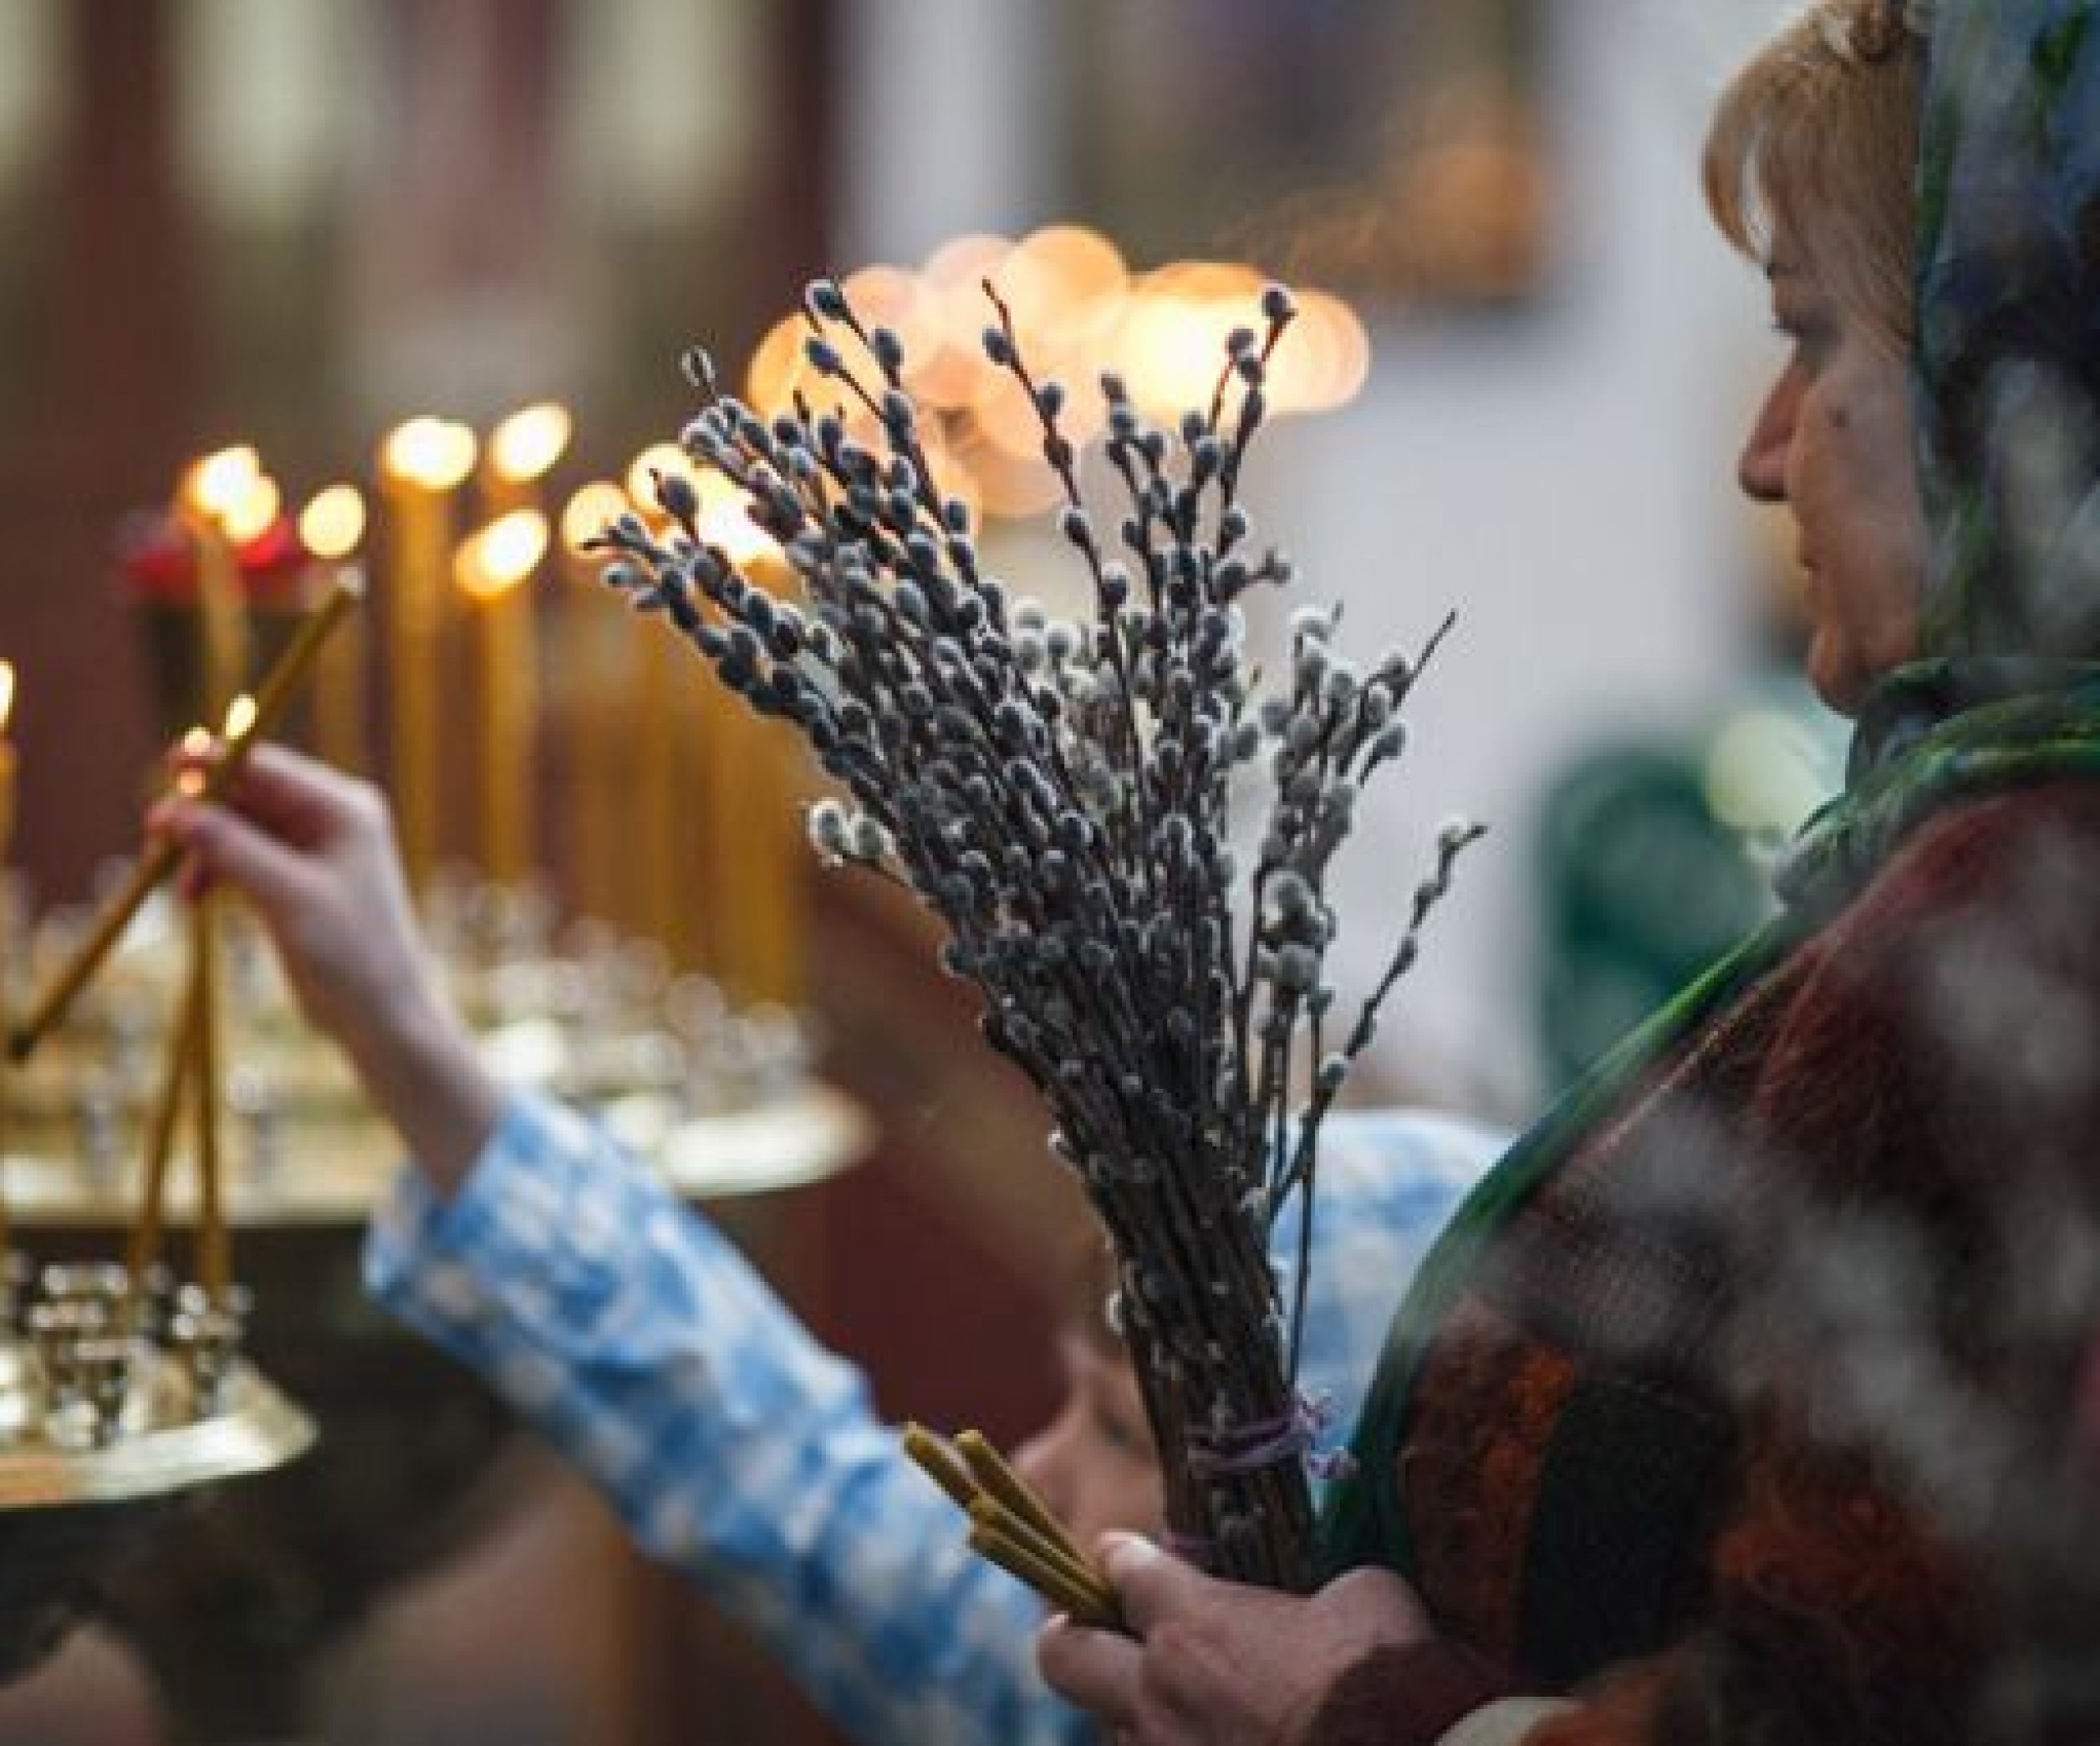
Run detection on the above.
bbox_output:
[1736,241,1928,712]
[1012,1333,1163,1550]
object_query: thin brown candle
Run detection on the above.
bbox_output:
[691,508,801,995]
[191,894,227,1304]
[456,510,549,886]
[624,447,694,953]
[298,484,370,773]
[903,1422,1122,1627]
[10,574,364,1062]
[126,956,201,1289]
[559,482,630,924]
[955,1429,1090,1567]
[180,447,268,720]
[0,663,16,1260]
[378,417,477,891]
[716,554,804,1002]
[483,402,571,520]
[964,1498,1119,1621]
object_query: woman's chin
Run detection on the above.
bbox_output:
[1805,641,1865,716]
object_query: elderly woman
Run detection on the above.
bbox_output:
[1040,2,2100,1742]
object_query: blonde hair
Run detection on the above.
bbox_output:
[1702,0,1927,358]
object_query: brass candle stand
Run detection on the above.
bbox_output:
[0,1264,312,1684]
[0,870,862,1743]
[0,584,364,1693]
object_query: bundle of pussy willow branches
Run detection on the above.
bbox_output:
[597,278,1478,1591]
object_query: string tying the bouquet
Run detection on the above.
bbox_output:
[1187,1391,1338,1478]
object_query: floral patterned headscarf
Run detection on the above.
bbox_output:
[1914,0,2100,663]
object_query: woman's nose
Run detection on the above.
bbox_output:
[1012,1422,1073,1519]
[1738,376,1797,503]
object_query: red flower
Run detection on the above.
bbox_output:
[114,509,312,607]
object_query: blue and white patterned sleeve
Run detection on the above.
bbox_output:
[364,1091,1091,1746]
[363,1094,1503,1744]
[1276,1107,1508,1486]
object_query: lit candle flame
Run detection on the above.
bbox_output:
[456,510,550,602]
[222,693,257,740]
[560,482,629,558]
[489,403,573,484]
[624,446,776,564]
[0,663,14,737]
[380,416,479,492]
[176,726,216,798]
[219,472,283,545]
[299,484,367,559]
[184,446,262,522]
[693,473,778,567]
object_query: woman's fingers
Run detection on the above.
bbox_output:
[1040,1535,1443,1746]
[1097,1534,1210,1636]
[1037,1612,1148,1735]
[153,796,323,923]
[212,742,380,845]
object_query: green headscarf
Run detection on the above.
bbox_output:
[1323,0,2100,1581]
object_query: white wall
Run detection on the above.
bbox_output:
[832,0,1811,1118]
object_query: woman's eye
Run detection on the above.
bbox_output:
[1093,1407,1141,1453]
[1773,311,1830,366]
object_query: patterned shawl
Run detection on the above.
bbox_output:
[1322,0,2100,1581]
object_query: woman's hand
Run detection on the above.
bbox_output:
[1037,1534,1434,1746]
[150,743,501,1192]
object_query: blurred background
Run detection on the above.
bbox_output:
[0,1,1838,1741]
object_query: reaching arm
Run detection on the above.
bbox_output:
[151,743,1089,1744]
[150,743,499,1192]
[370,1090,1088,1746]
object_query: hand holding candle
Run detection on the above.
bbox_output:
[9,573,364,1061]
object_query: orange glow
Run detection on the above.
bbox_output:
[1104,263,1278,418]
[456,511,551,602]
[623,448,777,563]
[1143,260,1266,304]
[1014,225,1127,304]
[380,417,478,492]
[560,481,629,558]
[910,427,978,531]
[917,233,1017,411]
[924,232,1015,294]
[971,368,1053,461]
[299,485,367,560]
[843,263,940,362]
[1114,294,1232,418]
[0,663,15,736]
[951,428,1063,520]
[1002,224,1129,349]
[624,444,701,521]
[1267,288,1371,414]
[746,314,818,416]
[692,471,779,567]
[488,403,573,483]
